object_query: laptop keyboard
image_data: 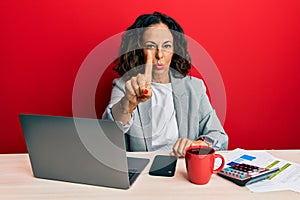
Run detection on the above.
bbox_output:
[128,168,138,180]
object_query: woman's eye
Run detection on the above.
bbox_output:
[163,44,172,49]
[145,44,156,49]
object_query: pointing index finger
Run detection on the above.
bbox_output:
[144,50,152,84]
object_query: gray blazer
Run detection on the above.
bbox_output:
[103,70,228,151]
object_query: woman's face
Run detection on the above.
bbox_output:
[142,23,174,76]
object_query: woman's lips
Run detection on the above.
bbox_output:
[155,64,164,69]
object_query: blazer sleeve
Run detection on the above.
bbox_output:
[102,78,134,133]
[196,80,228,150]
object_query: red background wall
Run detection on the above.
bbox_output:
[1,0,300,153]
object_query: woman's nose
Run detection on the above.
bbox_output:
[155,48,163,60]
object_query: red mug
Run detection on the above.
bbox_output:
[185,145,225,184]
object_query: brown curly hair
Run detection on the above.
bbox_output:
[114,11,191,76]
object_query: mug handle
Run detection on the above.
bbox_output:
[213,154,225,174]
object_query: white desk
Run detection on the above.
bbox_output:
[1,150,300,200]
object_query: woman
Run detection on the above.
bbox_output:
[102,12,228,157]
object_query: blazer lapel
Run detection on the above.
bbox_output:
[170,71,188,139]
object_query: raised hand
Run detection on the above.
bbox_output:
[123,50,153,113]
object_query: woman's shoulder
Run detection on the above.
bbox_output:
[110,77,127,92]
[183,75,204,83]
[170,73,207,95]
[180,75,206,89]
[112,77,126,86]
